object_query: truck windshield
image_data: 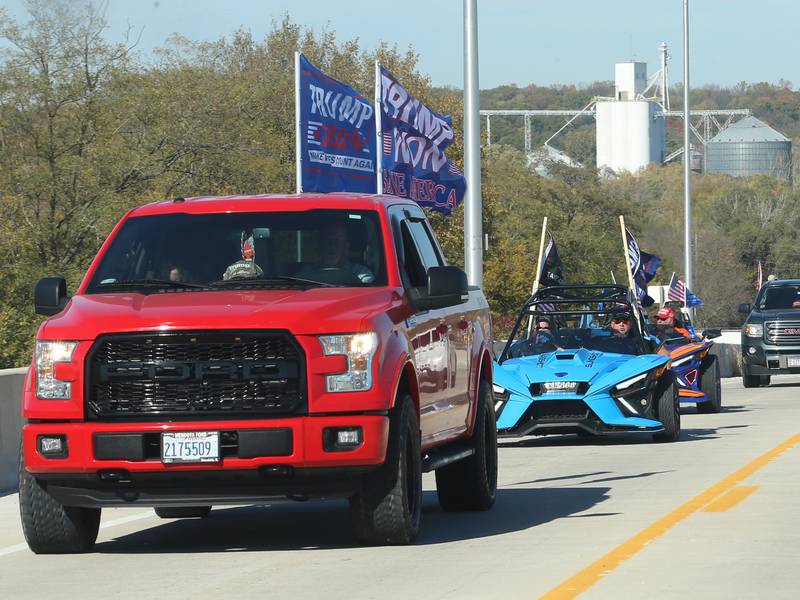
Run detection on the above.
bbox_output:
[756,285,800,310]
[86,209,387,293]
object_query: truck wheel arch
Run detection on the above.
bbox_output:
[391,359,420,418]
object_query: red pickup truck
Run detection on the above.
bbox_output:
[21,194,496,552]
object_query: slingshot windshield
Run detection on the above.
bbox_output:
[501,285,648,361]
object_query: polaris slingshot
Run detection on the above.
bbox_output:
[493,285,680,442]
[648,307,723,413]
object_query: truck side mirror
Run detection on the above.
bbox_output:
[415,266,468,311]
[703,328,722,340]
[34,277,68,316]
[738,303,751,314]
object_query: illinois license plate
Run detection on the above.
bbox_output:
[787,356,800,368]
[161,431,220,464]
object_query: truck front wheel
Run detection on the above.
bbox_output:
[349,394,421,545]
[19,451,100,554]
[435,380,498,511]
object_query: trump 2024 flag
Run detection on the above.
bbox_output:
[296,54,376,193]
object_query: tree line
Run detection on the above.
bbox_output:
[0,1,797,367]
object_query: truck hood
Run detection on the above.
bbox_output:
[41,288,398,340]
[495,347,668,397]
[749,309,800,321]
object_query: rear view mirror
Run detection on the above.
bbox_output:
[738,303,751,314]
[703,328,722,340]
[34,277,68,316]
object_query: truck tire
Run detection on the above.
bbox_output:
[349,395,421,545]
[435,380,497,511]
[653,374,681,442]
[697,354,722,413]
[154,506,212,519]
[742,370,760,388]
[18,450,100,554]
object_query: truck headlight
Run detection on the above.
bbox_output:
[744,324,763,338]
[319,333,378,392]
[35,341,78,399]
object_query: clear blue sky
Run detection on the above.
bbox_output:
[3,0,797,89]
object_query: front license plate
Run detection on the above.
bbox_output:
[787,356,800,368]
[161,431,220,464]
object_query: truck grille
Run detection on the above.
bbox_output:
[87,331,306,420]
[766,321,800,345]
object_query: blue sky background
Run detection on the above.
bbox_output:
[3,1,797,89]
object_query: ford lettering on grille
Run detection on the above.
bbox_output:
[98,360,297,382]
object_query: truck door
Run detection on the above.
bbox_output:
[403,217,471,433]
[390,207,452,444]
[391,207,468,442]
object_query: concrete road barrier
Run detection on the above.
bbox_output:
[0,368,26,493]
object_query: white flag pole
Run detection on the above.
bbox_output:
[294,52,302,194]
[374,60,383,195]
[532,216,548,295]
[527,217,549,337]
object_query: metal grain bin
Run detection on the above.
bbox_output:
[706,116,792,181]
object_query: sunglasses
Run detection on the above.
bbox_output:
[611,318,630,324]
[656,317,670,322]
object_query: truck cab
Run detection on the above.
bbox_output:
[21,194,496,552]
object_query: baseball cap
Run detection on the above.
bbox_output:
[655,307,674,319]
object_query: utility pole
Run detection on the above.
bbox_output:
[463,0,483,287]
[683,0,693,296]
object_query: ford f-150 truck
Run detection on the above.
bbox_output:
[20,194,497,553]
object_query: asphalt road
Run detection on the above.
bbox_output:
[1,376,798,599]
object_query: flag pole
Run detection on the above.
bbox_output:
[619,216,636,293]
[527,217,549,337]
[374,60,383,195]
[294,52,302,194]
[532,216,548,296]
[619,215,644,332]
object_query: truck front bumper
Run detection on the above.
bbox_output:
[741,340,800,375]
[23,414,389,506]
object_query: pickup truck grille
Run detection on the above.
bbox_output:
[87,331,306,420]
[766,321,800,345]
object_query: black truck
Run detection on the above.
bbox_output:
[739,279,800,387]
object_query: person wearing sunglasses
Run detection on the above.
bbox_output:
[609,314,632,337]
[652,306,691,341]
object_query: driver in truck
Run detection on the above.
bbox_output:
[319,221,374,284]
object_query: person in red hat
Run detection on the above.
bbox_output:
[652,306,691,341]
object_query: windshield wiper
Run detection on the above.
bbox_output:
[97,279,208,290]
[209,276,339,288]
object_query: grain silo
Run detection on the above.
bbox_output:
[706,116,792,181]
[595,62,666,174]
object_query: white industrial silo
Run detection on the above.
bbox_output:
[596,62,666,174]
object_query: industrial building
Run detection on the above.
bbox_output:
[705,116,793,181]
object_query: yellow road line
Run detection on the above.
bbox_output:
[702,485,759,513]
[540,433,800,600]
